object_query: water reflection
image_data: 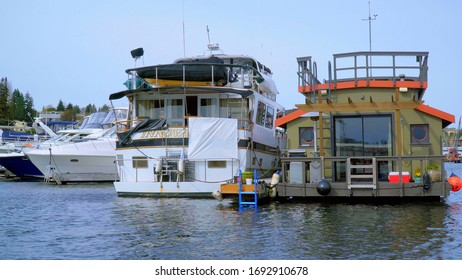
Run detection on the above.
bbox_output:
[1,180,462,260]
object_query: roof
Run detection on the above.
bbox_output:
[415,104,455,127]
[276,105,455,128]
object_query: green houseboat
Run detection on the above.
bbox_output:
[275,51,455,202]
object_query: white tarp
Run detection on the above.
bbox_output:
[187,118,238,160]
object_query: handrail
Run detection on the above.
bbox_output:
[281,155,446,184]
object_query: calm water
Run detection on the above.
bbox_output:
[1,163,462,260]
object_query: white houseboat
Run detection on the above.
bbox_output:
[110,45,286,197]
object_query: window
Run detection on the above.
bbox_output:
[299,127,315,146]
[410,124,429,144]
[207,161,226,168]
[167,98,184,126]
[219,98,242,119]
[334,115,392,181]
[200,98,218,117]
[132,156,148,168]
[256,101,266,126]
[265,106,274,128]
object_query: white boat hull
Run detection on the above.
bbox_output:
[26,138,118,183]
[114,181,219,197]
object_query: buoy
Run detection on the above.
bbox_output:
[316,178,331,196]
[422,172,432,190]
[448,173,462,192]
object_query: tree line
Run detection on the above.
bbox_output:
[0,77,110,126]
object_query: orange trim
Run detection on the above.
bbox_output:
[299,80,427,93]
[415,104,455,124]
[276,109,306,127]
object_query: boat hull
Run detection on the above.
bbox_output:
[0,153,43,179]
[26,139,119,183]
[114,181,218,198]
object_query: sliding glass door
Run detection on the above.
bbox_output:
[334,115,392,181]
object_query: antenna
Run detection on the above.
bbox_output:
[182,0,186,57]
[362,1,378,52]
[362,1,377,76]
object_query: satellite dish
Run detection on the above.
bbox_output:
[130,48,144,59]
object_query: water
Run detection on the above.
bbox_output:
[1,163,462,260]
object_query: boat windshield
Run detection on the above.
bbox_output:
[82,112,108,129]
[101,108,128,128]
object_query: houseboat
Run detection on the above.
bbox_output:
[110,45,286,198]
[275,51,455,202]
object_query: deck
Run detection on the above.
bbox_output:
[277,155,449,202]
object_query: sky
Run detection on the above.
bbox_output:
[2,0,461,126]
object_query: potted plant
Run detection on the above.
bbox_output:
[413,167,421,183]
[426,165,441,182]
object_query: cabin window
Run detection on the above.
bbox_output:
[299,127,315,146]
[136,100,165,119]
[256,101,266,126]
[151,100,165,119]
[132,156,148,168]
[200,98,218,117]
[136,100,149,118]
[167,98,184,126]
[410,124,430,144]
[219,98,242,119]
[265,106,274,128]
[207,160,226,168]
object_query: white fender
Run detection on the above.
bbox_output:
[155,160,162,174]
[270,170,280,187]
[178,159,185,173]
[212,190,223,202]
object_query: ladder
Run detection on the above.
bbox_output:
[347,157,377,191]
[238,169,258,209]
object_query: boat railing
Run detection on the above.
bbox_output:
[115,118,251,133]
[127,63,263,90]
[280,155,446,185]
[297,51,429,94]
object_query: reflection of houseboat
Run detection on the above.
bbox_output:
[276,51,454,201]
[110,45,285,198]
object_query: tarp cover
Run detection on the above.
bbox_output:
[117,118,168,144]
[187,118,238,160]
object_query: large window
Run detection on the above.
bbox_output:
[334,115,392,180]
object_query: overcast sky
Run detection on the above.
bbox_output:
[2,0,461,126]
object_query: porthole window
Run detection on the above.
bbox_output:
[299,127,315,146]
[410,124,429,144]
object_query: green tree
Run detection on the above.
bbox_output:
[57,99,65,111]
[99,104,110,111]
[84,103,97,115]
[10,89,26,121]
[0,77,10,123]
[24,92,36,120]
